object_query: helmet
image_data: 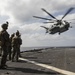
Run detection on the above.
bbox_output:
[11,33,15,37]
[1,21,9,29]
[16,30,20,36]
[1,24,8,29]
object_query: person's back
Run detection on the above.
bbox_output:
[18,35,22,57]
[12,36,19,47]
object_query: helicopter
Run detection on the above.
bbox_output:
[33,7,74,35]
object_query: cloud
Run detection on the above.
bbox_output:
[0,0,75,47]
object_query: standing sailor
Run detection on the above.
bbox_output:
[0,22,10,69]
[12,30,22,62]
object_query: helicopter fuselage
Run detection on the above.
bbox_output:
[49,21,70,34]
[49,25,60,34]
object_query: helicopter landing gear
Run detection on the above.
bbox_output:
[59,32,60,35]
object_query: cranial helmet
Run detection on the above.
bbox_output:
[11,33,15,37]
[16,30,20,36]
[1,21,9,29]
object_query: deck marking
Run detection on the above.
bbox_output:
[19,57,75,75]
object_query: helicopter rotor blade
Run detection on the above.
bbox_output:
[61,7,74,20]
[43,22,54,23]
[66,18,75,21]
[33,16,52,20]
[41,8,57,20]
[40,26,48,29]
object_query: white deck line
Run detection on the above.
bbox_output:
[19,57,75,75]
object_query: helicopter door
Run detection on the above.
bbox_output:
[59,25,68,33]
[50,26,60,34]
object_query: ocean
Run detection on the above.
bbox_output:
[20,46,75,52]
[20,46,47,52]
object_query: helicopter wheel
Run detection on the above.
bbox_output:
[59,32,60,35]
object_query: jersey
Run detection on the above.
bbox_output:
[12,36,22,47]
[0,30,9,46]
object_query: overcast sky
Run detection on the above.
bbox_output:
[0,0,75,47]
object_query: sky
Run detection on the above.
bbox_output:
[0,0,75,47]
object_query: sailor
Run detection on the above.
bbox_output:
[12,30,22,62]
[8,33,15,60]
[0,22,10,69]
